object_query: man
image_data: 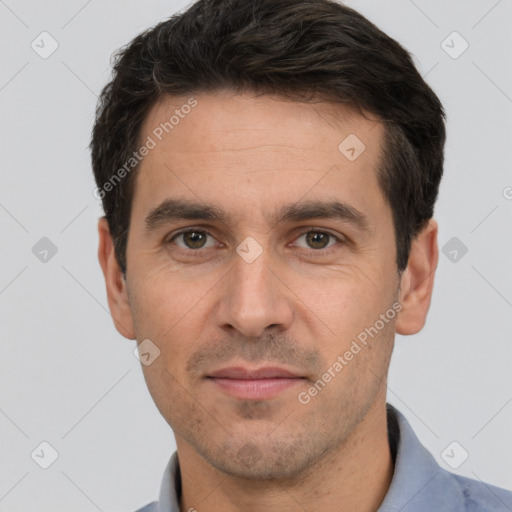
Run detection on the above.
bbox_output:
[91,0,512,510]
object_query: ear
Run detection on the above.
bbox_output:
[395,219,439,335]
[97,217,136,339]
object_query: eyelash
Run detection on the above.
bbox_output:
[166,227,344,257]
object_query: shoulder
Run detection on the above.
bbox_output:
[384,404,512,512]
[132,501,158,512]
[450,472,512,511]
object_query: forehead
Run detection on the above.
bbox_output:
[139,89,382,156]
[132,89,388,227]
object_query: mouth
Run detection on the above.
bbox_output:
[206,366,306,400]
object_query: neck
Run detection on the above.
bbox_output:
[176,400,394,512]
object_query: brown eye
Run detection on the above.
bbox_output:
[305,231,331,249]
[295,230,340,251]
[170,230,216,250]
[183,231,207,249]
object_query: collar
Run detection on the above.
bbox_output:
[153,404,469,511]
[378,403,463,511]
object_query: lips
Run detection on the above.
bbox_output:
[208,366,301,380]
[207,366,305,400]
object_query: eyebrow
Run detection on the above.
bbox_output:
[144,198,370,233]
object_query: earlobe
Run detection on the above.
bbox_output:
[97,217,136,340]
[395,219,439,336]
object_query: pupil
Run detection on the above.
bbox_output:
[308,232,328,249]
[185,231,205,248]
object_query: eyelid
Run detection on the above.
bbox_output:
[290,228,344,253]
[167,227,221,249]
[295,227,344,241]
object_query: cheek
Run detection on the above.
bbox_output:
[140,358,197,433]
[294,265,391,337]
[129,272,213,377]
[129,265,209,334]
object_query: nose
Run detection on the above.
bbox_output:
[215,244,294,338]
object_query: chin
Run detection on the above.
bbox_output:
[203,438,319,481]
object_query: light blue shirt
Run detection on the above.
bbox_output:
[135,403,512,511]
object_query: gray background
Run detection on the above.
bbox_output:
[0,0,511,510]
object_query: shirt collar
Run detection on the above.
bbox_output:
[378,403,463,511]
[156,450,180,512]
[155,403,463,512]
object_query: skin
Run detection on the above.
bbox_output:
[98,89,438,512]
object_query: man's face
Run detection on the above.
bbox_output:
[123,90,400,479]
